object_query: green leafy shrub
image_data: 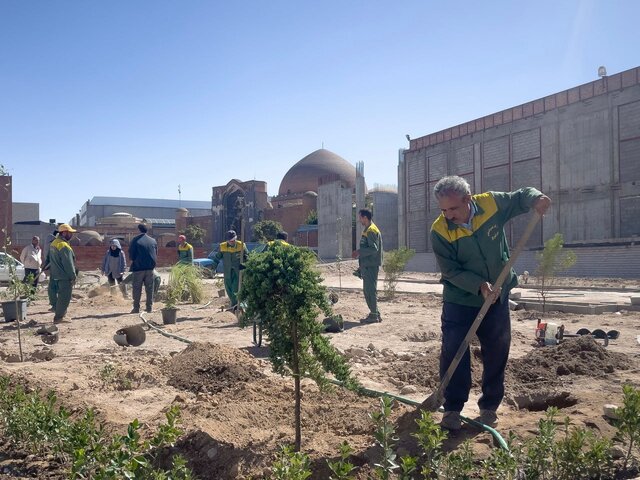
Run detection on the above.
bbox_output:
[166,263,204,307]
[382,247,415,299]
[240,243,359,451]
[252,220,283,242]
[0,376,193,479]
[271,444,312,480]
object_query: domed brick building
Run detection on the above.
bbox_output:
[266,149,357,245]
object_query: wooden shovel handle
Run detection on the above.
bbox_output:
[438,212,541,394]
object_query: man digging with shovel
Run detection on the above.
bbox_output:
[429,176,550,430]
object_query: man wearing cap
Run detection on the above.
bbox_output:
[20,236,42,287]
[177,234,194,264]
[129,223,158,314]
[210,230,248,308]
[46,224,77,323]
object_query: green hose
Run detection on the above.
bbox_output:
[329,379,510,452]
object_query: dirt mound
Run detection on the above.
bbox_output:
[508,336,631,386]
[167,342,265,394]
[504,336,632,411]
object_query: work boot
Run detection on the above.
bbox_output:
[360,313,381,324]
[441,411,462,431]
[478,409,498,427]
[53,316,65,324]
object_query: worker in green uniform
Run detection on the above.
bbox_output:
[352,209,383,324]
[46,223,78,324]
[177,235,194,264]
[266,231,291,249]
[211,230,248,308]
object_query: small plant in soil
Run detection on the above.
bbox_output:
[382,247,415,299]
[535,233,576,315]
[327,441,357,480]
[270,444,312,480]
[370,396,400,479]
[615,383,640,472]
[240,242,359,451]
[99,362,134,391]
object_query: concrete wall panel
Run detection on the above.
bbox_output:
[619,99,640,140]
[482,136,509,167]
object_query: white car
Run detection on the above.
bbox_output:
[0,252,26,282]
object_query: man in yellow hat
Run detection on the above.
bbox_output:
[46,223,78,323]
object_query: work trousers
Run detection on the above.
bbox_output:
[50,279,73,321]
[224,269,240,306]
[440,299,511,413]
[108,273,127,297]
[361,266,379,316]
[131,270,154,312]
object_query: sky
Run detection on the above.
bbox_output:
[1,0,638,224]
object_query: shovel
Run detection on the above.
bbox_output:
[421,212,542,411]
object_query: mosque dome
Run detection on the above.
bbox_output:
[278,149,356,196]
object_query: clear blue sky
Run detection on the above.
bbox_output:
[1,0,637,224]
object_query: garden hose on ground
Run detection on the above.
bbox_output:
[137,315,509,452]
[328,379,510,452]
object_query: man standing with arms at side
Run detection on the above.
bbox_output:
[20,236,42,287]
[129,223,157,314]
[352,208,383,324]
[211,230,248,309]
[431,176,550,430]
[177,234,194,264]
[46,224,77,324]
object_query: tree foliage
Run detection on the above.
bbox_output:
[183,224,206,246]
[239,243,359,450]
[382,247,415,299]
[535,233,577,315]
[305,209,318,225]
[252,220,283,242]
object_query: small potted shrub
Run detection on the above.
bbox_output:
[1,272,33,323]
[161,287,179,325]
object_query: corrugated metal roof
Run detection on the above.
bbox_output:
[145,218,175,225]
[89,196,210,210]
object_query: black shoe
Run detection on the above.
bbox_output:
[360,314,381,324]
[130,308,140,314]
[145,308,152,313]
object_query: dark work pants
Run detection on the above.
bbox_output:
[440,299,511,412]
[362,266,379,316]
[132,270,154,311]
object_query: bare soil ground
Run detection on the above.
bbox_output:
[1,266,639,479]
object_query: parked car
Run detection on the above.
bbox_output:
[0,252,26,282]
[193,242,266,277]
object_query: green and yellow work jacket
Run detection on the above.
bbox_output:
[430,188,543,307]
[177,242,194,264]
[211,240,248,276]
[47,237,77,282]
[359,222,383,267]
